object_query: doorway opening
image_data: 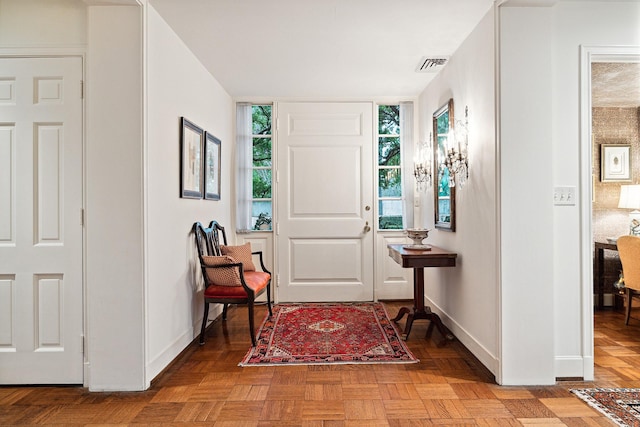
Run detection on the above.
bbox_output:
[581,46,640,381]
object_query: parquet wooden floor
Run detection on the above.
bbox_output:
[2,301,639,426]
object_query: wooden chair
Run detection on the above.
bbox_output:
[617,235,640,325]
[192,220,272,346]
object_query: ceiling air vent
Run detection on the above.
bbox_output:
[416,57,449,73]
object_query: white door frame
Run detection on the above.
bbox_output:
[0,51,86,385]
[579,45,640,381]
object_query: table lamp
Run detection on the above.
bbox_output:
[618,184,640,236]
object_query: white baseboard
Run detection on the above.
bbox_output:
[582,356,594,381]
[146,329,194,387]
[554,356,585,379]
[146,304,223,385]
[88,382,148,392]
[424,296,499,378]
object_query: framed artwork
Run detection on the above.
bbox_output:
[204,132,221,200]
[601,144,632,182]
[180,117,204,198]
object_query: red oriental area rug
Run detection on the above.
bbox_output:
[239,303,418,366]
[571,388,640,426]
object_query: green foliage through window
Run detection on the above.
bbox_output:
[378,105,403,230]
[253,138,271,167]
[251,105,273,230]
[252,105,271,135]
[378,105,400,135]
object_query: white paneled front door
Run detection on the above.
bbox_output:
[276,102,374,302]
[0,57,83,384]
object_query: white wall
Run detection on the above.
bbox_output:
[550,1,640,377]
[145,3,233,382]
[417,6,498,376]
[499,5,556,385]
[1,0,234,390]
[0,0,147,392]
[0,0,86,48]
[86,4,146,391]
[498,0,640,383]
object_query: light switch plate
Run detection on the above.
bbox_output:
[554,186,576,206]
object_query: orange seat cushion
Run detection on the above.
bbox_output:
[204,271,270,299]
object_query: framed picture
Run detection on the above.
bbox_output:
[180,117,204,198]
[204,132,221,200]
[601,144,632,182]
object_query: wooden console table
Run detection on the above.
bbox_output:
[593,241,618,310]
[387,244,457,342]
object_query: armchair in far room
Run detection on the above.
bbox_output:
[616,235,640,325]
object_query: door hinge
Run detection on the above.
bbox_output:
[276,274,280,287]
[276,117,280,131]
[80,208,85,226]
[276,222,280,235]
[80,80,84,99]
[81,334,85,354]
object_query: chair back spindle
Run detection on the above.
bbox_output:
[193,221,227,258]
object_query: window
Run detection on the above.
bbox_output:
[378,105,403,230]
[251,105,272,230]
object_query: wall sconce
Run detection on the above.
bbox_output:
[441,105,470,188]
[618,184,640,236]
[414,132,433,191]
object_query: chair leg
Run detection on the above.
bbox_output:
[626,288,634,325]
[222,303,229,320]
[266,282,273,317]
[248,301,257,347]
[200,302,209,345]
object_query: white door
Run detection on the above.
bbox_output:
[0,57,83,384]
[276,102,374,302]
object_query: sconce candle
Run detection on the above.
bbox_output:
[413,132,433,191]
[441,106,470,188]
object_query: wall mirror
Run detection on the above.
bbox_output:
[433,98,456,231]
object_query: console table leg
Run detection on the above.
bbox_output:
[392,307,412,340]
[425,321,435,339]
[402,312,416,341]
[392,306,410,323]
[430,312,455,342]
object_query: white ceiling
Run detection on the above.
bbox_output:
[148,1,640,106]
[149,0,495,99]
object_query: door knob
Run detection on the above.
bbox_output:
[363,221,371,233]
[365,205,371,211]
